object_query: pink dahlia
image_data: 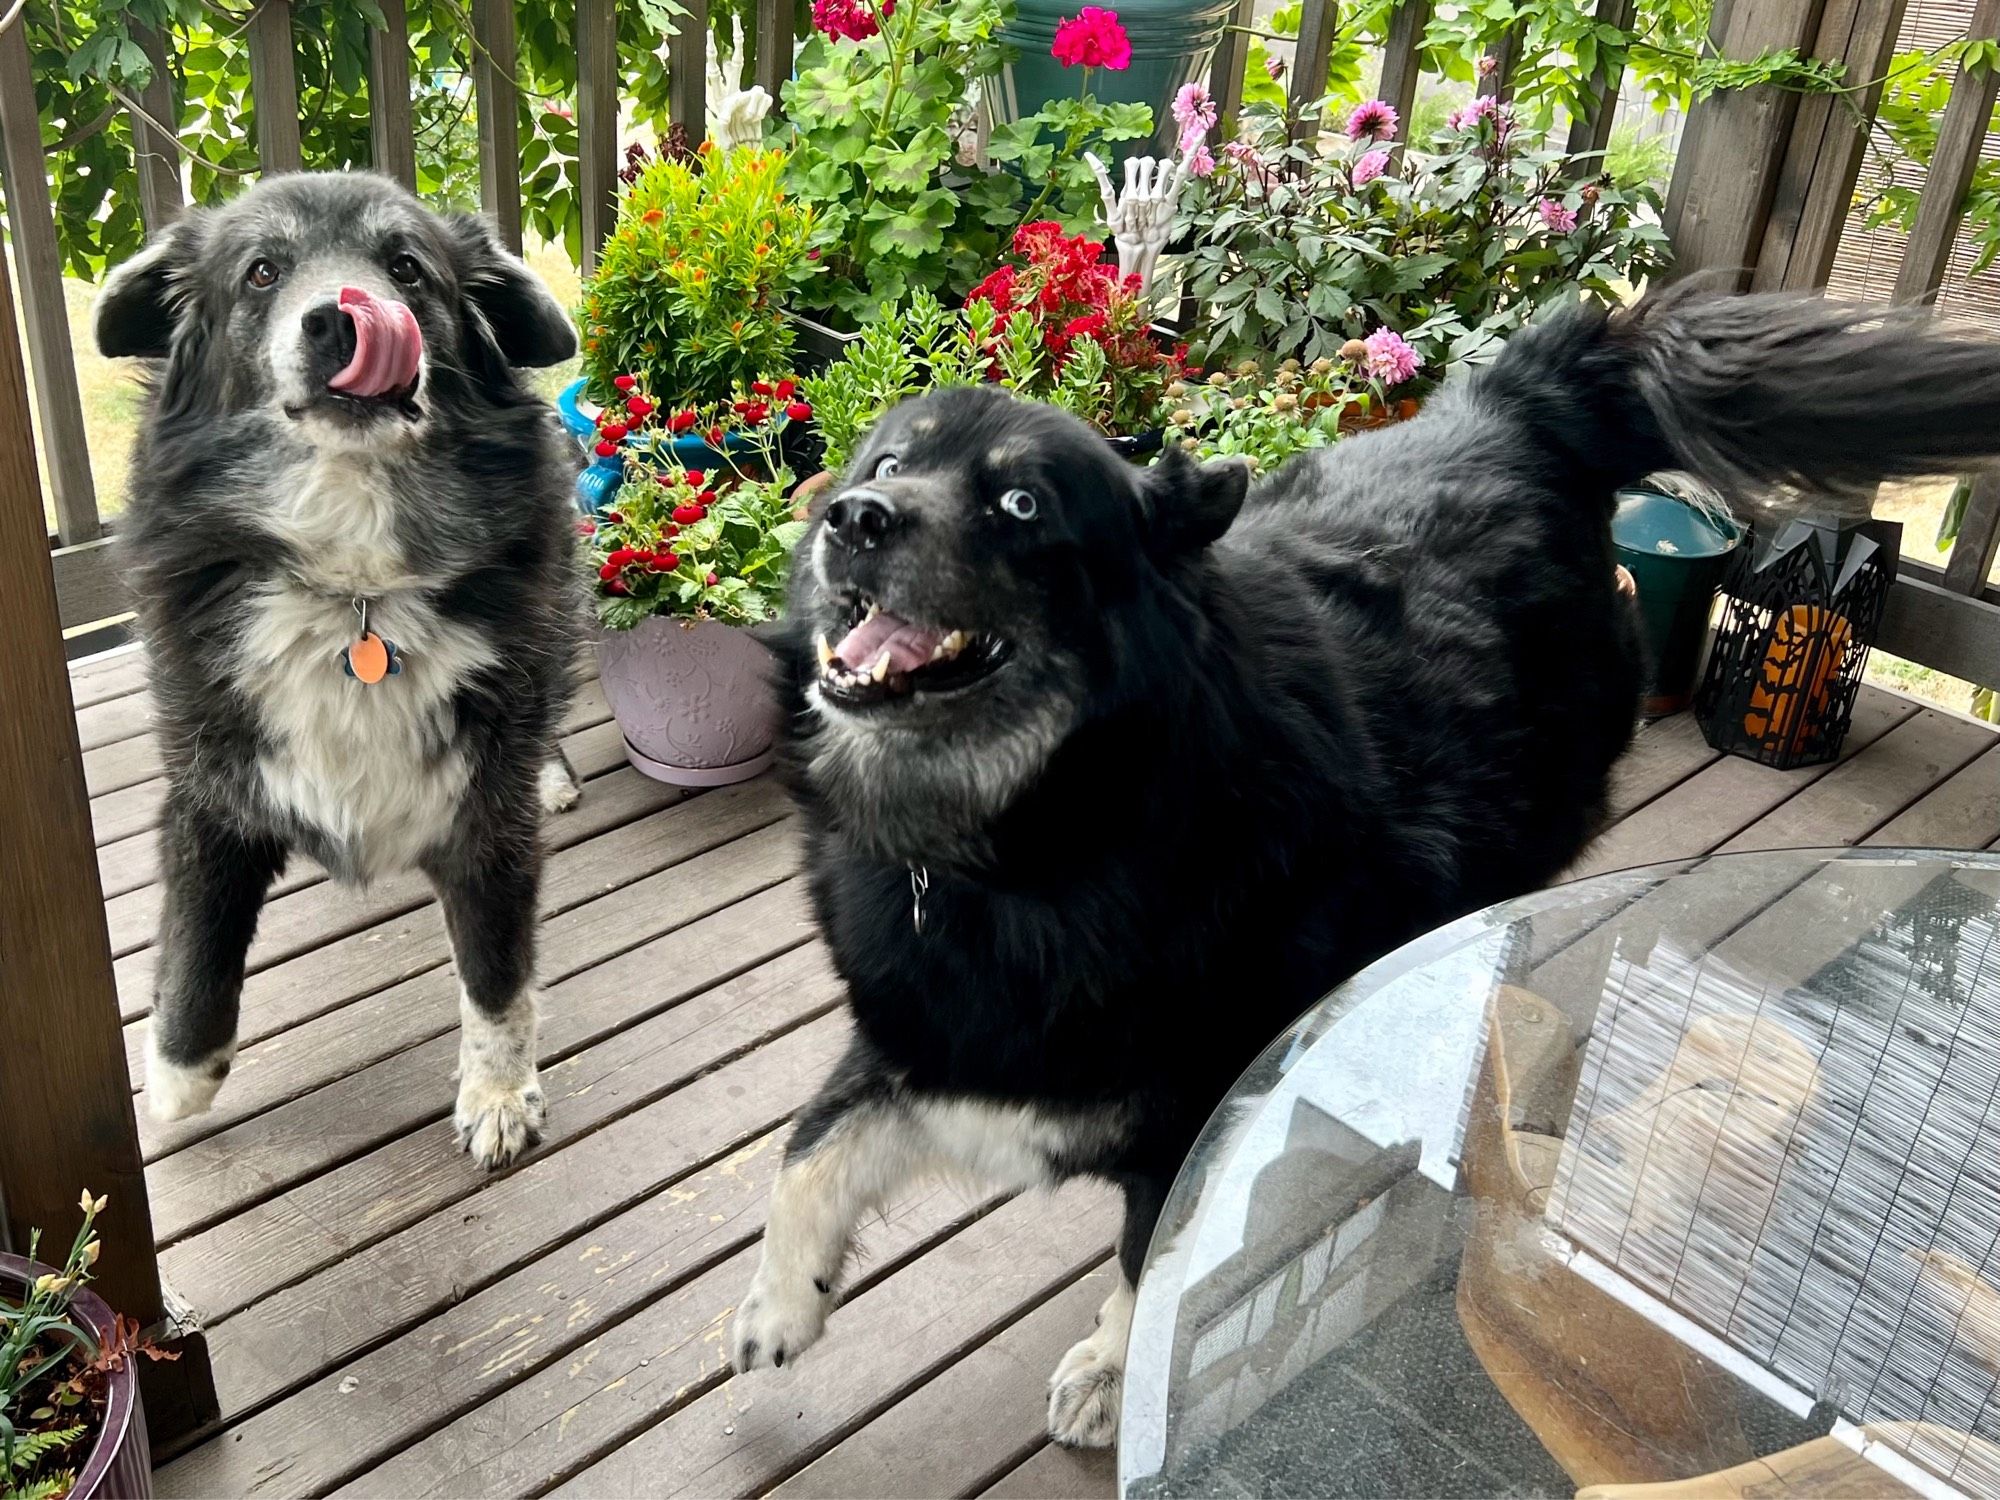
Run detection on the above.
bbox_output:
[1052,7,1132,69]
[1183,141,1216,177]
[1351,148,1389,187]
[1538,197,1578,234]
[1172,82,1218,136]
[1345,99,1399,143]
[1363,328,1420,386]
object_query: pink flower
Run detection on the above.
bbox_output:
[1477,53,1499,78]
[1363,328,1421,386]
[1052,7,1132,69]
[1265,53,1285,79]
[1538,197,1578,234]
[1345,99,1398,143]
[1183,142,1216,177]
[1172,82,1218,136]
[811,0,889,42]
[1351,149,1389,187]
[1224,139,1261,167]
[1449,95,1514,145]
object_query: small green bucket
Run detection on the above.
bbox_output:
[1613,486,1744,718]
[995,0,1239,156]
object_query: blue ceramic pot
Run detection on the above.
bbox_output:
[558,378,774,515]
[1613,485,1744,717]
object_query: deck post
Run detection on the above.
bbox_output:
[670,0,711,139]
[130,24,186,230]
[0,180,217,1452]
[247,0,305,173]
[1893,0,2000,305]
[578,0,619,273]
[1377,0,1429,161]
[369,0,420,190]
[1208,0,1256,140]
[0,11,101,544]
[473,0,525,253]
[1286,0,1338,142]
[1564,0,1636,168]
[754,0,795,113]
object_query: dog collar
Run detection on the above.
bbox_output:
[340,596,403,684]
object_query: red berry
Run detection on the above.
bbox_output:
[659,552,680,569]
[705,572,720,586]
[594,440,618,458]
[672,504,705,524]
[613,374,637,392]
[785,401,813,422]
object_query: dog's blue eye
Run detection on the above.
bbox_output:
[999,489,1038,521]
[873,454,901,479]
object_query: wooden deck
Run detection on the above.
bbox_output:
[60,647,2000,1500]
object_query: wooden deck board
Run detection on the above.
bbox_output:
[66,650,1995,1500]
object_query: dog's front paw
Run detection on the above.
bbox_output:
[146,1035,233,1122]
[731,1268,833,1372]
[538,757,581,815]
[453,1071,546,1169]
[1047,1333,1125,1449]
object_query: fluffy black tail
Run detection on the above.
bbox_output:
[1480,283,2000,514]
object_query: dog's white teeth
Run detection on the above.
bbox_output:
[864,599,882,622]
[870,649,892,683]
[929,630,969,664]
[816,633,835,670]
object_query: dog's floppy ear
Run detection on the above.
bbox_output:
[94,217,204,359]
[447,215,578,368]
[1137,446,1249,556]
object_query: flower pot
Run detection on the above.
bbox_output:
[993,0,1241,156]
[0,1254,152,1500]
[784,309,864,371]
[1613,485,1744,719]
[558,379,778,515]
[595,616,780,786]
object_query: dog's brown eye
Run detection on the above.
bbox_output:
[246,259,281,289]
[388,253,423,287]
[873,454,901,479]
[999,488,1039,521]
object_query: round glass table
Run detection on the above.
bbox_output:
[1121,850,2000,1500]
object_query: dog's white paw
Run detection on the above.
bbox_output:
[538,758,581,815]
[145,1036,233,1121]
[453,1071,546,1169]
[731,1267,833,1372]
[1047,1335,1124,1449]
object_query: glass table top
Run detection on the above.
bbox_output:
[1121,850,2000,1500]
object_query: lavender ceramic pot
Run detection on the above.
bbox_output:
[595,616,780,786]
[0,1254,152,1500]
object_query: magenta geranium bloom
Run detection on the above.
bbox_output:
[812,0,890,42]
[1052,7,1133,69]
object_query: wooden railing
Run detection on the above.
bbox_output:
[5,0,2000,679]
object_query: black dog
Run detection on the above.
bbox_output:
[95,171,582,1168]
[731,287,2000,1446]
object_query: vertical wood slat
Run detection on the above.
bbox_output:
[1209,0,1257,139]
[246,0,304,173]
[1286,0,1338,142]
[1751,0,1910,291]
[0,188,218,1448]
[130,25,185,230]
[578,0,619,273]
[1663,0,1831,287]
[670,0,711,140]
[368,0,418,190]
[0,13,100,545]
[754,0,795,110]
[1893,0,2000,304]
[472,0,524,252]
[1945,473,2000,595]
[1564,0,1636,166]
[1377,0,1430,159]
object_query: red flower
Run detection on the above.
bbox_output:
[1063,312,1108,342]
[600,421,629,441]
[684,469,707,487]
[607,511,625,523]
[607,547,639,566]
[775,378,797,400]
[613,374,637,392]
[807,248,822,260]
[668,409,698,434]
[605,578,628,595]
[594,440,619,458]
[597,561,622,581]
[751,380,774,396]
[658,551,681,569]
[626,396,655,418]
[672,504,706,524]
[811,0,890,42]
[706,572,720,586]
[707,426,725,446]
[735,400,770,425]
[696,490,717,506]
[785,401,813,422]
[647,554,673,572]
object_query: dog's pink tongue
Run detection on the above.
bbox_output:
[329,286,422,397]
[833,611,944,674]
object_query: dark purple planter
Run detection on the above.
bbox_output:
[0,1254,151,1500]
[595,617,780,786]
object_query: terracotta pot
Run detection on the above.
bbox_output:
[595,616,780,786]
[0,1254,151,1500]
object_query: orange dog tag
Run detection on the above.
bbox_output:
[347,631,391,684]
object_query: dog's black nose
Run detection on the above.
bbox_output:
[825,489,898,550]
[300,299,357,369]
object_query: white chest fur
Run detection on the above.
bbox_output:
[239,455,499,881]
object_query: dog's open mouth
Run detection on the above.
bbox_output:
[815,595,1010,707]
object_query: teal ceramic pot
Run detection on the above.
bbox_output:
[558,378,772,515]
[996,0,1239,156]
[1613,486,1744,718]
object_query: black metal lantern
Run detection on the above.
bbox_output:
[1693,516,1901,771]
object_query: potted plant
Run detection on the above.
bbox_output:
[1160,339,1423,472]
[1176,93,1673,372]
[778,0,1153,330]
[583,385,811,785]
[566,143,821,459]
[2,1192,166,1500]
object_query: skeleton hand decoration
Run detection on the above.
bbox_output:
[715,86,774,151]
[1085,151,1188,295]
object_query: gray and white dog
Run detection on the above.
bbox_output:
[95,171,583,1168]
